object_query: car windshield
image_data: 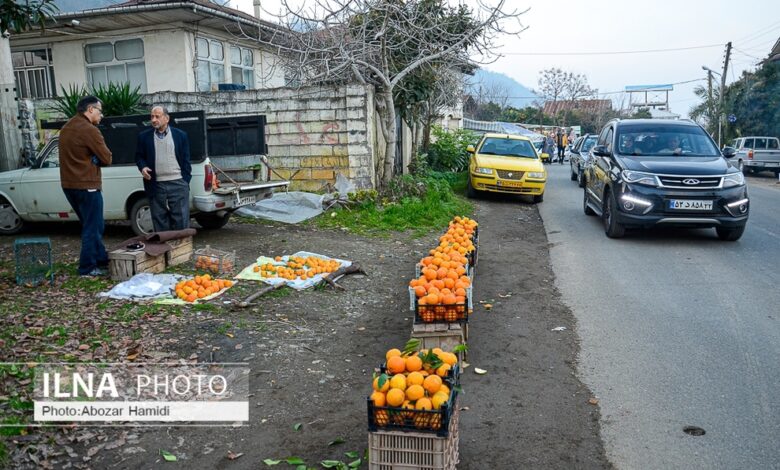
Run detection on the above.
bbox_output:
[582,136,598,152]
[479,137,538,159]
[616,125,719,157]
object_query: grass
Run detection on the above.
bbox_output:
[316,172,473,236]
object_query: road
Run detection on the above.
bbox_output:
[538,163,780,470]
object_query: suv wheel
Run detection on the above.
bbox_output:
[603,190,625,238]
[466,178,478,198]
[129,198,154,236]
[583,186,595,216]
[532,193,544,204]
[577,167,585,188]
[716,225,745,241]
[0,200,24,235]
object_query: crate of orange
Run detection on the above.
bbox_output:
[194,245,235,274]
[367,345,460,438]
[174,274,234,303]
[445,216,478,268]
[408,265,473,324]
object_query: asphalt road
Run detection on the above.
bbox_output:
[538,163,780,470]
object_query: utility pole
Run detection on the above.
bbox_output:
[706,69,714,134]
[0,34,22,172]
[718,42,732,148]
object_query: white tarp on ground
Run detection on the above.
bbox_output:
[99,273,184,300]
[236,174,356,224]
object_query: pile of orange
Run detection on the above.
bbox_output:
[408,216,477,320]
[252,255,341,281]
[370,347,458,431]
[175,274,233,303]
[195,255,234,273]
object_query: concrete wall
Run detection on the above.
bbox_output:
[143,84,378,190]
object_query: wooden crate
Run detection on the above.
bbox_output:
[108,248,166,281]
[411,323,467,361]
[165,236,193,267]
[368,401,460,470]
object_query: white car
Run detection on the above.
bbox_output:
[0,137,288,235]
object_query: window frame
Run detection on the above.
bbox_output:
[196,37,227,92]
[84,38,147,93]
[229,44,255,88]
[11,48,56,99]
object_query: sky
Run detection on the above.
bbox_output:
[232,0,780,118]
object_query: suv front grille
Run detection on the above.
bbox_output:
[497,170,524,180]
[658,175,722,189]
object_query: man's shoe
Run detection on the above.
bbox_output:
[83,267,108,277]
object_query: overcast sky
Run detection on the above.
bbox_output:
[233,0,780,118]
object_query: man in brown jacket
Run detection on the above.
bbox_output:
[59,95,112,276]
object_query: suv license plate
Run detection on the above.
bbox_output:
[668,199,712,210]
[235,195,256,207]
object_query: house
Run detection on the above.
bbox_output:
[766,36,780,63]
[9,0,290,98]
[543,99,612,117]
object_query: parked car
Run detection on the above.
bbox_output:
[727,136,780,175]
[0,111,289,236]
[583,119,748,240]
[569,133,598,187]
[466,133,547,203]
[532,139,551,163]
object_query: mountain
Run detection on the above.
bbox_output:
[467,69,539,109]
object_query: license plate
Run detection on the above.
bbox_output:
[668,199,712,210]
[766,162,779,167]
[497,180,523,188]
[235,195,256,206]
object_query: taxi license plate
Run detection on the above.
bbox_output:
[235,195,256,206]
[497,180,523,188]
[668,199,712,210]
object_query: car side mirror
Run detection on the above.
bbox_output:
[593,145,611,157]
[466,145,475,153]
[722,146,736,158]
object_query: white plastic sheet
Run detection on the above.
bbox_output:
[235,191,325,224]
[235,251,351,290]
[99,273,185,300]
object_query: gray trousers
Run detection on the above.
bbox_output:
[150,178,190,232]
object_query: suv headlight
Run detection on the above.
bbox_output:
[526,172,546,179]
[722,172,745,188]
[621,170,659,187]
[474,167,493,175]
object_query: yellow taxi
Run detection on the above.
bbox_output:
[466,133,547,202]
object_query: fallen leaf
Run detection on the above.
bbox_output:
[226,333,234,338]
[227,451,244,460]
[293,423,302,431]
[327,438,345,446]
[474,368,487,375]
[263,458,281,465]
[588,398,600,405]
[484,304,492,310]
[126,352,139,361]
[78,344,90,351]
[160,449,177,462]
[551,326,567,332]
[235,344,243,350]
[460,406,470,411]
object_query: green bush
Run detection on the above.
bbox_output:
[53,82,144,118]
[426,126,478,172]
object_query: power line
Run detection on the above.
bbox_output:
[735,19,780,44]
[499,43,723,56]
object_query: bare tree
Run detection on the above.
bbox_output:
[245,0,526,187]
[537,68,595,125]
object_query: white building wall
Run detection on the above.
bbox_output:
[144,30,190,92]
[51,41,86,90]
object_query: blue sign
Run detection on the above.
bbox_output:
[728,114,737,123]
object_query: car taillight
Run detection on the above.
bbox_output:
[748,149,754,160]
[204,164,214,191]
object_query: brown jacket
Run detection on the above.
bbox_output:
[59,114,112,190]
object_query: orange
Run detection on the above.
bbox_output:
[370,391,386,407]
[385,348,402,361]
[415,397,432,410]
[373,375,390,392]
[406,371,424,386]
[389,374,407,391]
[386,356,406,374]
[423,375,442,395]
[405,384,425,401]
[405,355,423,372]
[386,388,405,407]
[414,286,426,298]
[436,363,451,377]
[438,384,450,396]
[431,391,449,409]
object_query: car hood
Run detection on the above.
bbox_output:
[0,167,28,185]
[475,154,544,172]
[619,156,732,175]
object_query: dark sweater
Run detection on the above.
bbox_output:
[59,114,112,190]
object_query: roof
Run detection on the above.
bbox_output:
[462,119,545,140]
[543,99,612,116]
[625,84,674,92]
[617,118,695,127]
[481,133,532,141]
[11,0,288,42]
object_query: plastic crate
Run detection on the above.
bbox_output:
[368,398,460,470]
[409,287,472,324]
[194,245,236,274]
[14,237,53,286]
[368,389,459,438]
[410,323,467,361]
[414,263,474,280]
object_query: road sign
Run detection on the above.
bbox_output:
[728,114,737,123]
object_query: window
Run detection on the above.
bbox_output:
[196,37,226,91]
[12,49,56,98]
[753,138,767,149]
[769,139,779,150]
[229,45,254,88]
[85,39,147,92]
[743,138,754,149]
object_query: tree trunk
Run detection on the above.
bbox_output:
[0,36,22,172]
[380,90,397,188]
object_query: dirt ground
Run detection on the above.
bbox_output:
[0,196,611,469]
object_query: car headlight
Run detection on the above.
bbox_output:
[621,170,659,187]
[526,172,545,179]
[722,172,745,188]
[474,167,493,175]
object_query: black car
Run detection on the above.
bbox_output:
[583,119,748,240]
[569,133,598,187]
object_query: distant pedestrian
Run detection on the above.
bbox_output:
[135,105,192,232]
[59,95,112,276]
[557,129,568,163]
